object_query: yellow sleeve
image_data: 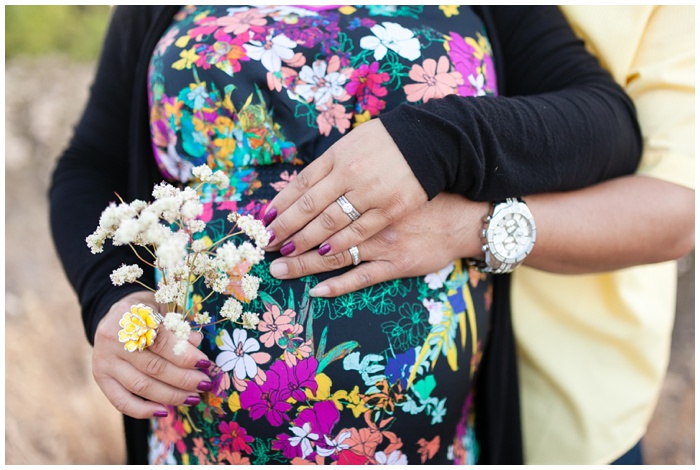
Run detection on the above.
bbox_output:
[561,5,695,189]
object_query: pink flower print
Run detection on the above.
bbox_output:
[258,305,296,347]
[215,329,271,380]
[316,103,352,136]
[216,9,267,35]
[346,62,389,98]
[270,170,298,192]
[218,421,254,454]
[240,368,292,426]
[188,16,220,41]
[276,324,313,367]
[193,437,212,464]
[296,57,347,105]
[270,356,319,402]
[155,26,179,56]
[404,56,463,103]
[357,93,386,117]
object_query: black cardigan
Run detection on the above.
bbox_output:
[48,5,642,464]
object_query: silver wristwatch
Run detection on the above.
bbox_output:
[470,198,537,274]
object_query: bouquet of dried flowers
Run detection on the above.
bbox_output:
[86,164,270,355]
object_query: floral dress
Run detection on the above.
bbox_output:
[146,5,496,465]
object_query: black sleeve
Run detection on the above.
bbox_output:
[48,6,157,345]
[378,5,642,201]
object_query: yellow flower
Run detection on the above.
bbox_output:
[352,110,371,128]
[439,5,460,17]
[228,392,241,413]
[118,304,160,352]
[173,47,199,70]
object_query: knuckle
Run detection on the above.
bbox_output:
[323,252,348,269]
[143,355,167,377]
[294,230,311,251]
[274,215,292,235]
[299,192,316,214]
[320,210,337,232]
[356,269,375,290]
[348,220,367,239]
[295,169,312,191]
[131,374,153,397]
[111,395,132,415]
[294,255,309,275]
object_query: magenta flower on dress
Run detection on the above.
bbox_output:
[269,356,319,402]
[239,367,292,427]
[218,420,254,454]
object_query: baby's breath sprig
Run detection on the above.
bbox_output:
[87,164,269,355]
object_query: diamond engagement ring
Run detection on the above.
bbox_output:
[336,194,361,221]
[348,245,361,266]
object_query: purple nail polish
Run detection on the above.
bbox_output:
[280,241,296,256]
[153,410,168,418]
[262,207,277,226]
[197,381,214,392]
[195,359,211,370]
[318,243,331,256]
[184,396,201,406]
[268,229,276,244]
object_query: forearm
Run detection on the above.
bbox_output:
[522,176,694,273]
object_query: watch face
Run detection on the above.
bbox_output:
[487,203,536,263]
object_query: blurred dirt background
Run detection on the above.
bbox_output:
[3,11,695,466]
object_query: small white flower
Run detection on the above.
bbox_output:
[241,274,260,301]
[194,312,211,325]
[152,182,180,200]
[110,264,144,286]
[86,227,109,254]
[227,212,239,224]
[236,214,270,248]
[186,219,206,233]
[468,73,486,96]
[220,298,243,322]
[210,170,229,189]
[156,231,189,271]
[173,339,189,356]
[242,312,260,329]
[192,164,212,182]
[191,239,208,253]
[181,200,203,220]
[238,241,264,265]
[112,217,141,246]
[316,431,351,457]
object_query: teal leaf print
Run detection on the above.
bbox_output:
[317,340,360,374]
[343,351,386,386]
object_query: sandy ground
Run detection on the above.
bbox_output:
[4,57,695,465]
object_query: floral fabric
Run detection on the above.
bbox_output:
[146,5,497,465]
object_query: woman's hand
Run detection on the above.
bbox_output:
[92,291,213,419]
[264,118,428,259]
[268,193,489,297]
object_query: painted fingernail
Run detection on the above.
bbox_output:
[280,241,296,256]
[184,396,201,406]
[270,261,289,278]
[318,243,331,256]
[195,359,211,369]
[197,381,214,392]
[153,410,168,418]
[267,229,276,244]
[310,285,331,297]
[262,207,277,226]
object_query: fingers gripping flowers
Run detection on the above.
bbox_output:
[86,164,271,355]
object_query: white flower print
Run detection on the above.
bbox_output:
[423,298,446,325]
[296,59,347,104]
[375,449,408,465]
[316,431,351,457]
[245,33,297,73]
[359,22,421,61]
[215,328,262,380]
[424,261,455,290]
[468,73,486,96]
[287,422,319,459]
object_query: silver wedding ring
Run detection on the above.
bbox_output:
[348,245,361,265]
[336,194,361,221]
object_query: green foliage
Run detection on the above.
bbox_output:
[5,5,112,62]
